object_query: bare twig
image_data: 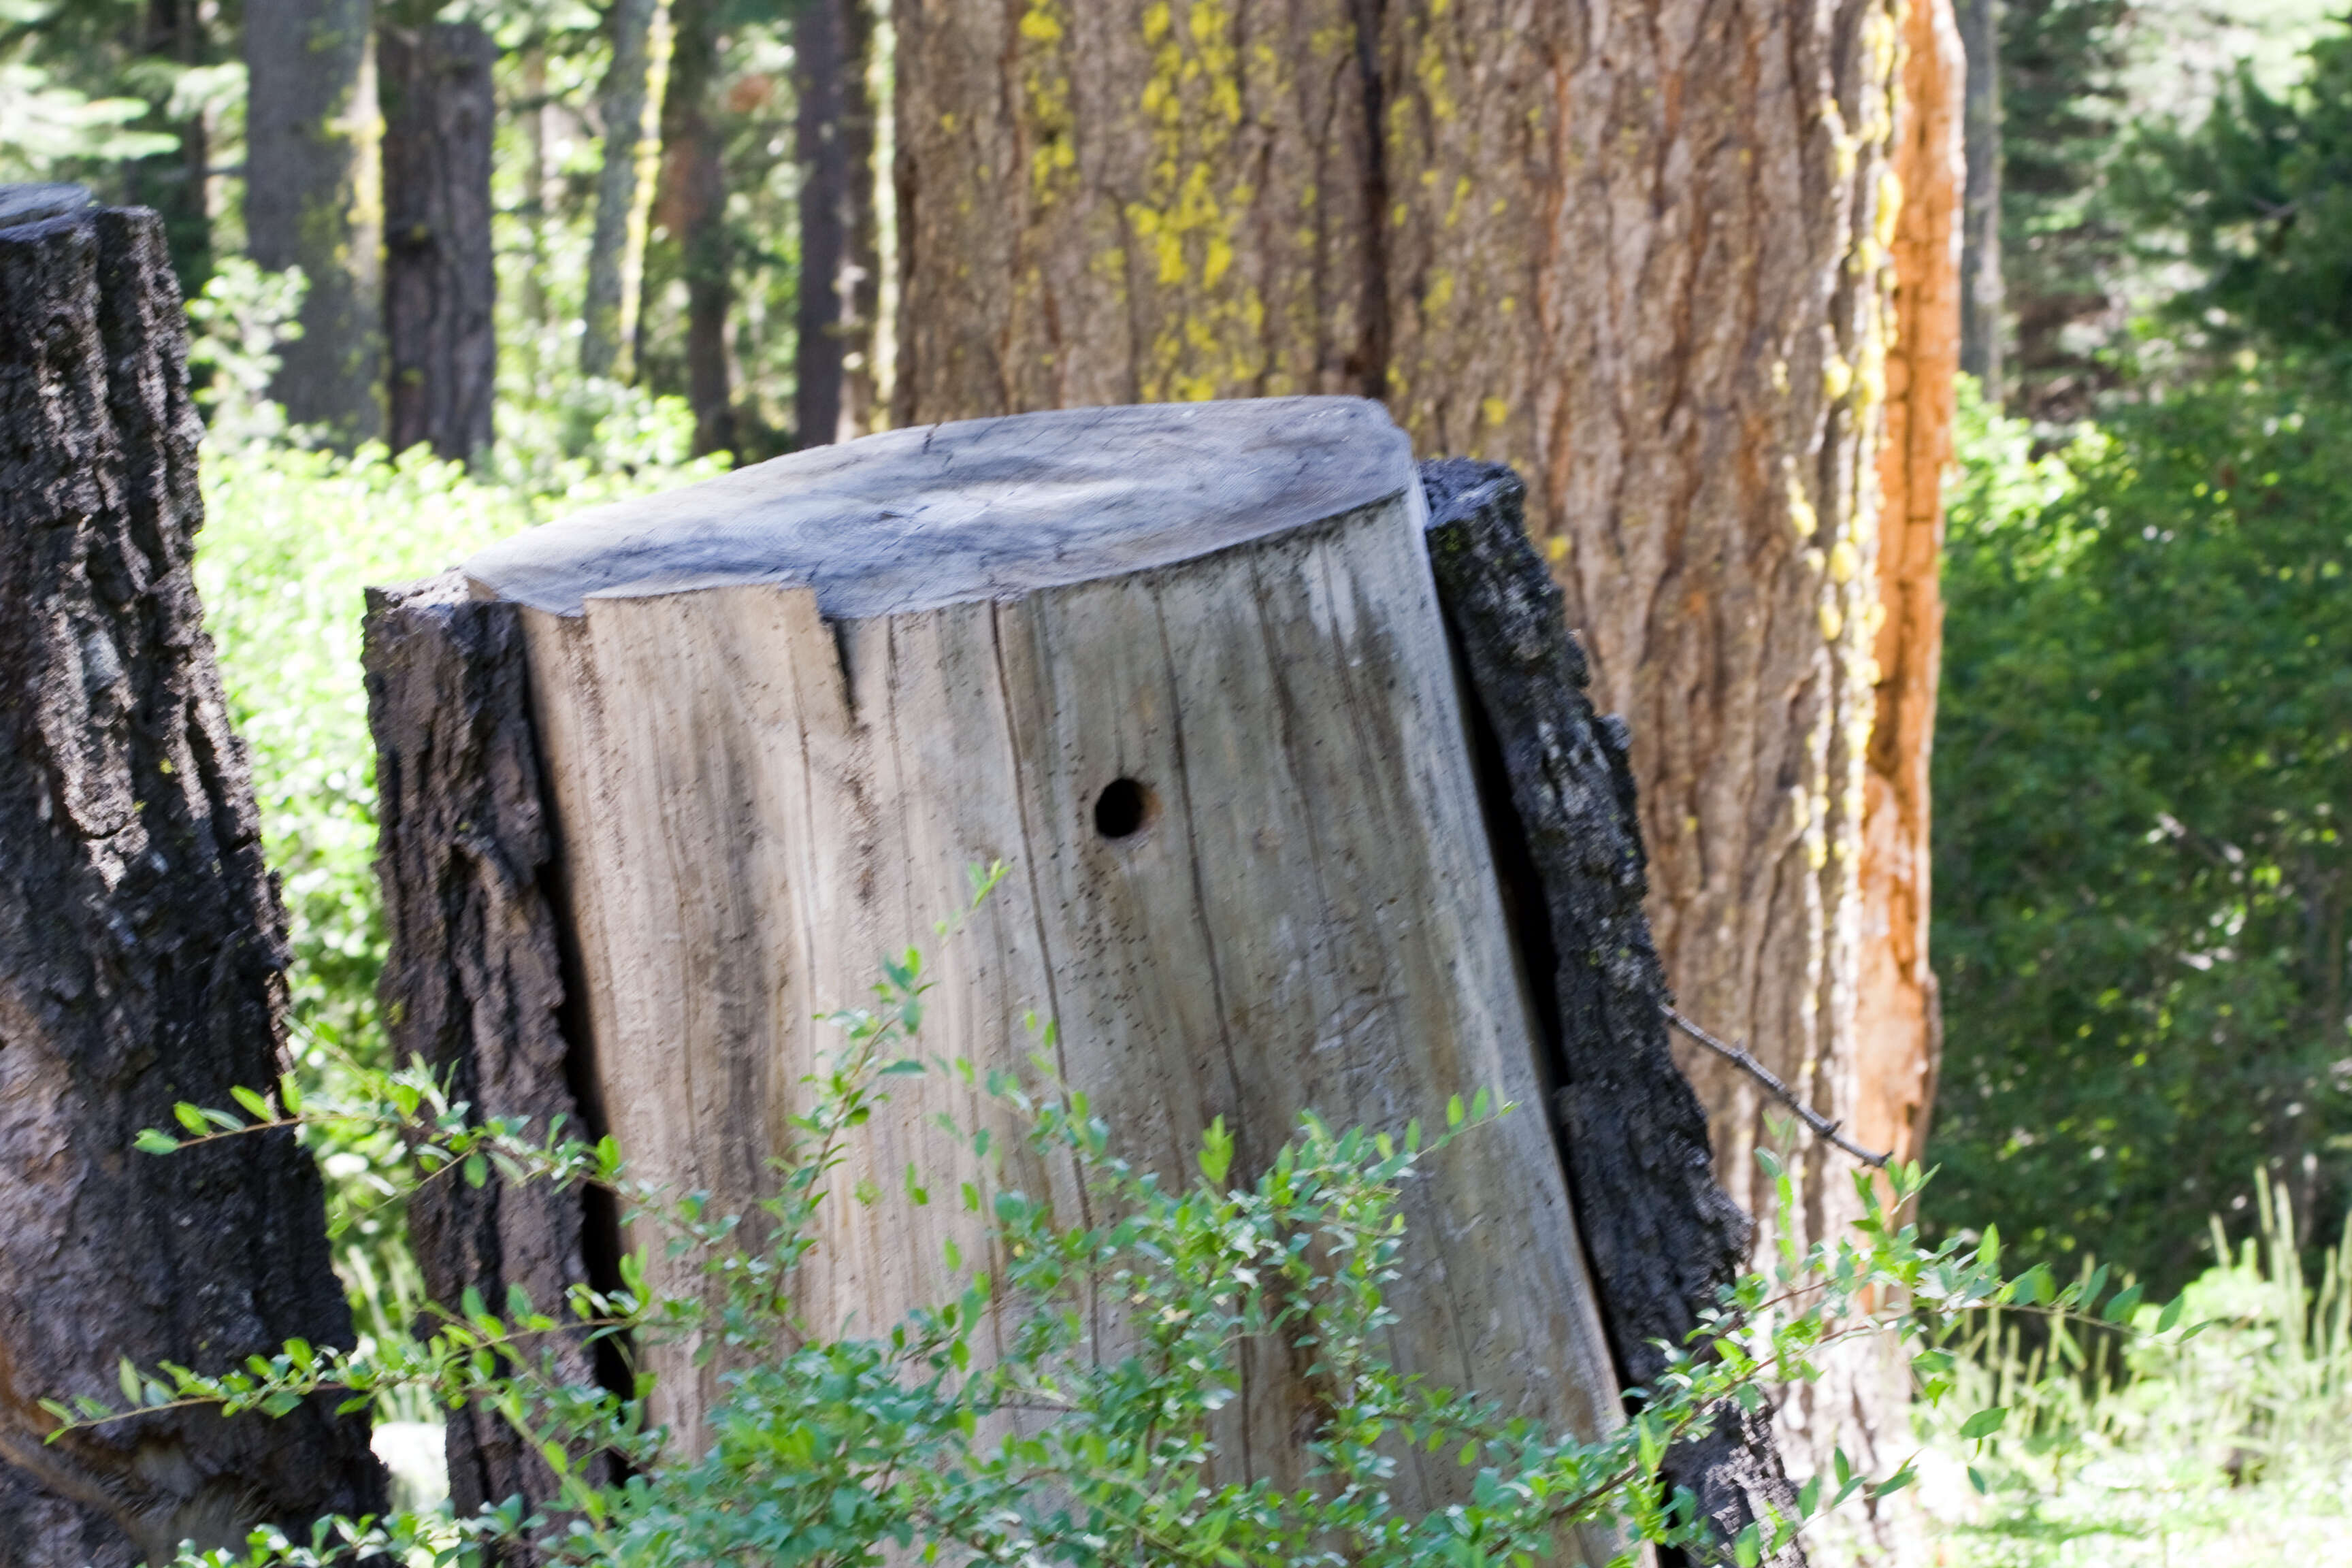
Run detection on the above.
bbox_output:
[1663,1007,1891,1169]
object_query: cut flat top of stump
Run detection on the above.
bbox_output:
[463,396,1416,619]
[0,184,91,231]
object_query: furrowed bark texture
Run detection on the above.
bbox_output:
[381,20,497,462]
[1422,460,1799,1567]
[362,573,604,1551]
[582,0,664,380]
[244,0,380,441]
[1863,0,1960,1175]
[794,0,879,446]
[894,0,1916,1488]
[0,201,385,1565]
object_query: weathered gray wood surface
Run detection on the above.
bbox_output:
[476,396,1629,1563]
[1422,461,1804,1567]
[0,198,383,1564]
[371,397,1806,1565]
[362,572,605,1556]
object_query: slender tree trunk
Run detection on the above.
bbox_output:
[1957,0,2004,392]
[582,0,665,379]
[127,0,215,293]
[0,194,386,1567]
[381,19,497,461]
[650,0,732,456]
[893,0,1919,1490]
[793,0,877,446]
[244,0,380,441]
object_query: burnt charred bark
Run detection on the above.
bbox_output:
[362,573,609,1548]
[0,196,385,1565]
[1422,459,1802,1567]
[380,20,497,462]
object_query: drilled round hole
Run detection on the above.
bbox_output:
[1093,777,1154,840]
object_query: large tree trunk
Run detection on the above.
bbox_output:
[243,0,379,441]
[581,0,666,380]
[792,0,878,446]
[0,192,385,1566]
[380,19,497,462]
[890,0,1921,1490]
[1957,0,2004,391]
[646,0,732,456]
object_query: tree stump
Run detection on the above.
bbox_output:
[0,192,385,1563]
[460,397,1625,1545]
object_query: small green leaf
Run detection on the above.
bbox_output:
[1757,1147,1784,1180]
[2157,1293,2187,1333]
[230,1085,272,1120]
[1968,1466,1989,1495]
[133,1129,180,1156]
[463,1154,489,1189]
[1733,1522,1762,1568]
[1959,1406,2007,1441]
[118,1358,141,1404]
[2102,1283,2144,1323]
[1198,1116,1233,1188]
[173,1102,208,1135]
[1447,1094,1466,1129]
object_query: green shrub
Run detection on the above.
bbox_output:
[1932,371,2352,1291]
[68,930,2097,1568]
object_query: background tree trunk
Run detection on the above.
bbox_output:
[381,19,497,461]
[1957,0,2004,391]
[891,0,1924,1490]
[243,0,380,440]
[792,0,877,446]
[581,0,666,380]
[647,0,732,456]
[124,0,217,295]
[0,194,385,1567]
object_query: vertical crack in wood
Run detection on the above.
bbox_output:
[1419,459,1807,1567]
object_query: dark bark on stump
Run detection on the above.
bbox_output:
[0,199,385,1566]
[362,574,606,1550]
[1420,460,1803,1567]
[382,21,497,462]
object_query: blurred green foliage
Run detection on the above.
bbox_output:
[1933,373,2352,1291]
[2126,20,2352,356]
